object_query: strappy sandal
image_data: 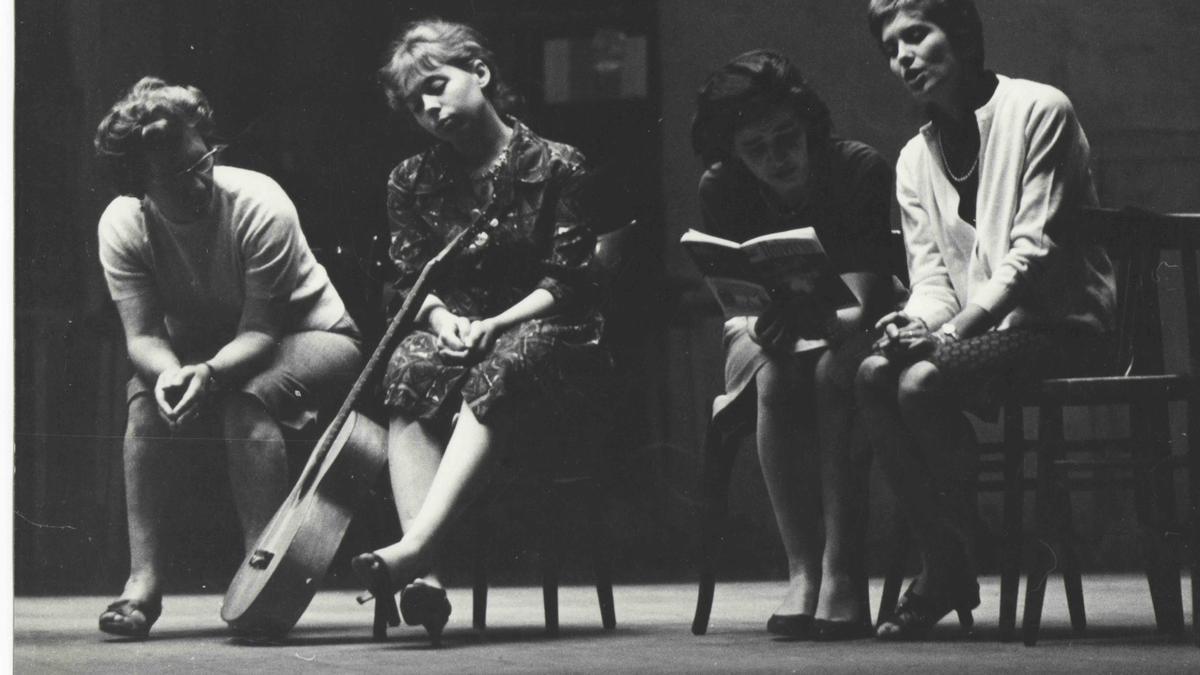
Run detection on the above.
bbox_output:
[400,579,452,647]
[876,579,980,641]
[351,552,402,641]
[98,597,162,638]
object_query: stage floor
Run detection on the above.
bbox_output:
[15,576,1200,673]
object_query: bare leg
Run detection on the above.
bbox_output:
[117,394,177,604]
[857,356,973,597]
[374,402,502,583]
[754,357,822,617]
[222,394,289,552]
[894,362,977,591]
[814,348,871,622]
[386,411,446,587]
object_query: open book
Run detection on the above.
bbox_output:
[681,227,858,317]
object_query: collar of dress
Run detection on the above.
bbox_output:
[408,119,553,195]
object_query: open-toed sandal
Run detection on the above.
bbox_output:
[98,597,162,638]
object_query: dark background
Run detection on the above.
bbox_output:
[13,0,1200,596]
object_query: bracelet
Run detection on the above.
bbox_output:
[202,361,222,391]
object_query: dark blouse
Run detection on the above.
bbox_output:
[386,120,598,319]
[697,138,895,277]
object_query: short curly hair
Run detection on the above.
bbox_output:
[93,76,215,197]
[379,18,520,117]
[691,49,832,168]
[866,0,985,72]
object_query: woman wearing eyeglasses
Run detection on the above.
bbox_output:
[93,76,363,638]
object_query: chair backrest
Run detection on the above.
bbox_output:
[592,219,644,320]
[1078,207,1200,377]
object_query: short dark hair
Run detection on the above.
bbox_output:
[379,18,520,116]
[866,0,985,71]
[93,77,214,197]
[691,49,832,167]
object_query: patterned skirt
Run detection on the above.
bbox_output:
[383,312,611,448]
[926,324,1114,418]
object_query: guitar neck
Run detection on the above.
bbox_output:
[297,205,505,481]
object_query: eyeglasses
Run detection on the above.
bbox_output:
[173,144,227,179]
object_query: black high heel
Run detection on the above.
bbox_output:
[400,579,452,647]
[876,578,980,641]
[352,552,401,641]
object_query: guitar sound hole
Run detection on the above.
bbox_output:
[248,550,275,570]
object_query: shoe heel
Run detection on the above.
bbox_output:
[956,607,974,630]
[372,594,401,641]
[426,620,444,648]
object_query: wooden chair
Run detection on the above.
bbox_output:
[1016,207,1198,646]
[467,220,643,635]
[880,207,1198,645]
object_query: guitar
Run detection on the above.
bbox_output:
[220,204,505,638]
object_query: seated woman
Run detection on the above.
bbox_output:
[858,0,1116,639]
[93,77,364,638]
[691,50,896,640]
[351,19,610,645]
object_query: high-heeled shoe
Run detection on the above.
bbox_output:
[875,578,980,641]
[351,552,401,641]
[812,616,875,641]
[98,597,162,639]
[766,613,813,639]
[400,579,452,647]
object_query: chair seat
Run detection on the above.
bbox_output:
[1010,374,1196,405]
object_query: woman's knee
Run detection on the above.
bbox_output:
[755,358,803,410]
[896,361,942,412]
[854,354,894,404]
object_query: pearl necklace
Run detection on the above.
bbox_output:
[937,127,978,184]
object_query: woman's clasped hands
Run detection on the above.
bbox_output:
[429,306,501,363]
[872,311,944,365]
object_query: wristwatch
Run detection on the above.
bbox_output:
[937,323,960,343]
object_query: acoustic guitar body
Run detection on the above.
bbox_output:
[220,410,387,637]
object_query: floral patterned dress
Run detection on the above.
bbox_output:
[382,121,611,448]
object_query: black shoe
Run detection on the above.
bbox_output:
[400,579,452,647]
[812,617,875,641]
[876,579,980,641]
[766,613,814,639]
[351,552,401,640]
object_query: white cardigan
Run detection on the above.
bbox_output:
[898,75,1115,333]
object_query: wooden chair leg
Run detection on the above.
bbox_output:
[585,479,617,630]
[1189,395,1200,646]
[1023,406,1065,646]
[1132,398,1185,634]
[472,512,489,631]
[999,404,1025,642]
[878,521,909,626]
[540,508,561,636]
[1056,490,1087,634]
[1038,406,1087,635]
[692,418,743,636]
[1148,397,1185,634]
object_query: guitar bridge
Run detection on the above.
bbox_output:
[248,550,275,570]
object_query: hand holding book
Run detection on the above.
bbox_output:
[752,294,839,353]
[681,226,858,352]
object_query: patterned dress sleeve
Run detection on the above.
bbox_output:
[386,158,439,299]
[534,159,598,310]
